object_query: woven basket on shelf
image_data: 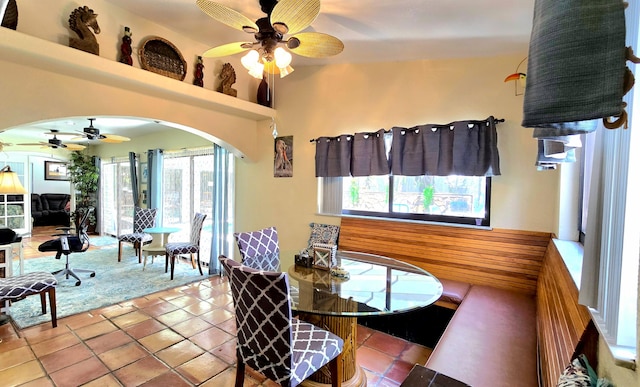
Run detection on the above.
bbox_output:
[139,36,187,81]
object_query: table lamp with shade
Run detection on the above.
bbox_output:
[0,165,27,194]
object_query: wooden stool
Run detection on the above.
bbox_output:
[0,272,58,328]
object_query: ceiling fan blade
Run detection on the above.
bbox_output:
[18,142,48,146]
[288,32,344,58]
[270,0,320,35]
[101,134,131,143]
[196,0,258,33]
[202,42,253,58]
[65,143,87,151]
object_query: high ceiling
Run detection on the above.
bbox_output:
[1,0,534,147]
[105,0,534,65]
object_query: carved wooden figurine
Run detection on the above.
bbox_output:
[68,6,101,55]
[119,26,133,65]
[193,56,204,87]
[217,63,237,97]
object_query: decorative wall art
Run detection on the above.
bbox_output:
[217,63,237,97]
[44,161,69,181]
[274,135,293,178]
[68,5,100,55]
[139,36,187,81]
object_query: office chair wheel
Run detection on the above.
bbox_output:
[75,280,81,286]
[90,273,96,277]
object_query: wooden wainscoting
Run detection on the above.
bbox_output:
[338,217,551,295]
[537,239,593,386]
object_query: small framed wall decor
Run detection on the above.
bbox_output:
[44,161,70,181]
[312,243,337,270]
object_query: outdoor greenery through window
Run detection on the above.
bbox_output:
[337,175,490,226]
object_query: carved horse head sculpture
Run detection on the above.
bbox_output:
[68,6,101,55]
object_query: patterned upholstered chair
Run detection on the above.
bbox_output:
[220,257,343,387]
[234,226,280,271]
[117,207,157,264]
[0,272,57,328]
[165,213,207,280]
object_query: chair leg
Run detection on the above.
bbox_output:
[165,253,169,273]
[118,241,123,262]
[235,351,245,387]
[170,254,176,280]
[329,353,343,387]
[196,252,203,275]
[39,291,47,314]
[135,242,142,263]
[190,253,196,269]
[48,288,57,328]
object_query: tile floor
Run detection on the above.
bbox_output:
[0,227,433,386]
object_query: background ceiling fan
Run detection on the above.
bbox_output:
[18,130,86,151]
[73,118,131,143]
[197,0,344,76]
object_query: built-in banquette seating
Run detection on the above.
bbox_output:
[338,217,595,387]
[31,193,71,227]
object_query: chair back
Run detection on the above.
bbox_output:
[190,213,207,245]
[75,207,94,252]
[133,207,157,233]
[220,258,294,384]
[234,226,280,271]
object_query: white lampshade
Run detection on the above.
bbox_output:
[248,61,265,79]
[241,50,260,71]
[274,47,292,68]
[279,65,294,78]
[0,166,27,194]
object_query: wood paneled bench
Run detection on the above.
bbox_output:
[338,217,596,387]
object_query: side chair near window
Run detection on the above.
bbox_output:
[38,207,95,286]
[220,257,344,387]
[234,226,280,271]
[117,207,157,263]
[165,213,206,280]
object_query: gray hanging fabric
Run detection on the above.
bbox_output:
[522,0,627,133]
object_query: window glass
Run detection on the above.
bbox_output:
[339,175,490,226]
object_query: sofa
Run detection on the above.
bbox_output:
[31,193,71,227]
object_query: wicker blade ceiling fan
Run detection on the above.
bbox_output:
[72,118,131,144]
[197,0,344,74]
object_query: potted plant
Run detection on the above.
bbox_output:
[67,151,99,230]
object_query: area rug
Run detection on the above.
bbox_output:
[10,245,209,329]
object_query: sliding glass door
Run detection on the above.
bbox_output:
[101,158,134,237]
[162,148,215,262]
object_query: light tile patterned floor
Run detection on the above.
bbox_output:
[0,228,432,386]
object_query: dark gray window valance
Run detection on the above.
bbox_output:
[314,117,501,178]
[315,135,352,177]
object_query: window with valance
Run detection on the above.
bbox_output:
[314,117,501,226]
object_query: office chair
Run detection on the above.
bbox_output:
[220,257,343,387]
[234,226,280,271]
[38,207,95,286]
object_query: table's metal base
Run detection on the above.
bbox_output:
[301,365,367,387]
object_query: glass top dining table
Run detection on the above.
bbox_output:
[287,250,443,318]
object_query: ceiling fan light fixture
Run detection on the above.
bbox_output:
[274,47,292,67]
[241,49,260,70]
[248,61,265,79]
[278,65,294,78]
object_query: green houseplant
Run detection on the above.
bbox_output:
[67,151,99,228]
